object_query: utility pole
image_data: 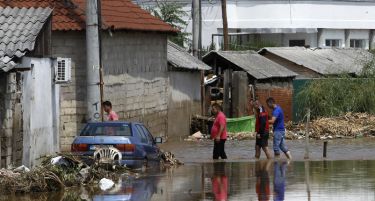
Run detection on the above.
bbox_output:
[221,0,229,50]
[86,0,101,122]
[198,0,202,59]
[193,0,205,116]
[192,0,199,57]
[97,0,104,122]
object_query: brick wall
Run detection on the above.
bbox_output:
[52,31,87,151]
[0,74,6,167]
[53,31,170,150]
[0,73,23,167]
[102,32,169,137]
[255,85,293,122]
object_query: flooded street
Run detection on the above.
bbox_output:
[160,138,375,162]
[2,139,375,201]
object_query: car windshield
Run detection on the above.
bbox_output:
[80,123,132,136]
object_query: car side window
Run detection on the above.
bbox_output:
[135,125,149,144]
[141,126,155,144]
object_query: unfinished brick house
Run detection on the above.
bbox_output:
[0,0,180,151]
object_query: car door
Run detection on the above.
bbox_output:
[135,124,156,160]
[140,125,159,160]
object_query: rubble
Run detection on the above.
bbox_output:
[227,132,256,141]
[286,113,375,139]
[160,151,184,166]
[0,153,135,194]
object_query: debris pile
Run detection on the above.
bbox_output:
[286,113,375,139]
[160,151,184,166]
[0,154,135,194]
[227,132,256,140]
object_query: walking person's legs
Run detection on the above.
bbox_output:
[273,131,282,159]
[213,140,220,160]
[262,146,272,159]
[279,133,292,160]
[255,145,261,159]
[220,139,227,159]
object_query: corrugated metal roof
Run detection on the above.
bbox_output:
[259,47,373,75]
[167,41,211,71]
[0,0,177,33]
[203,50,297,79]
[0,6,52,72]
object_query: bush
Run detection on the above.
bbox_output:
[296,50,375,119]
[296,77,375,119]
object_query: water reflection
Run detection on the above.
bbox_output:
[91,176,158,201]
[273,161,287,201]
[212,162,228,201]
[2,160,375,201]
[256,160,271,201]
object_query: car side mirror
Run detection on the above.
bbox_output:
[154,137,163,144]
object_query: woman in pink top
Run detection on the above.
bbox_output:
[211,103,227,160]
[103,101,119,121]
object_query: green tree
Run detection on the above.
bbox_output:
[148,2,190,46]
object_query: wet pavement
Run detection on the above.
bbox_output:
[2,139,375,201]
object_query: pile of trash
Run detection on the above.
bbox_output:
[286,113,375,139]
[227,132,256,140]
[184,131,210,141]
[185,131,256,141]
[160,151,184,167]
[0,154,136,194]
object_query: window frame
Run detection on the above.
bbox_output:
[325,39,341,47]
[140,125,155,145]
[350,39,365,48]
[135,124,150,144]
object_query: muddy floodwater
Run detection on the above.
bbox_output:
[2,139,375,201]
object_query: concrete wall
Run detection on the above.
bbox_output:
[168,70,201,139]
[52,31,87,151]
[21,57,59,167]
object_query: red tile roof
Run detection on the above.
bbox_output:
[0,0,177,33]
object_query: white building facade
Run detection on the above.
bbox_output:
[134,0,375,49]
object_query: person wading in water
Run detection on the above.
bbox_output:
[211,103,228,160]
[253,100,272,159]
[266,97,292,160]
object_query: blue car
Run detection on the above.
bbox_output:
[71,122,163,167]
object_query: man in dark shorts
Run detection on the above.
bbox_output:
[253,100,272,159]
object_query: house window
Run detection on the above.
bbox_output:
[350,39,365,48]
[289,40,305,47]
[325,39,341,47]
